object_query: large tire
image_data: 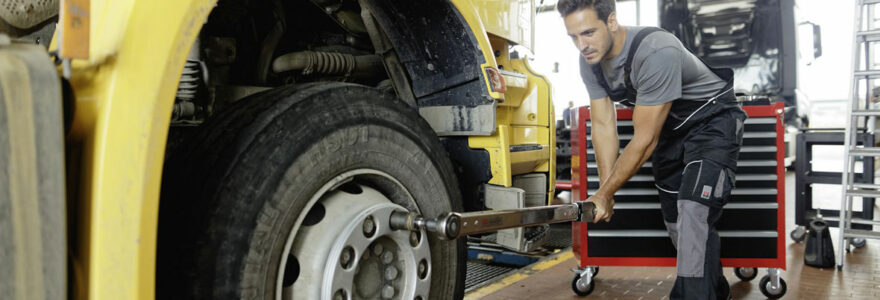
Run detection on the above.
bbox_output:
[0,43,65,300]
[158,82,465,299]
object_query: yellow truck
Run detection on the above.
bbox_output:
[0,0,554,299]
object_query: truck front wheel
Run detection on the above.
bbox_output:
[158,83,465,299]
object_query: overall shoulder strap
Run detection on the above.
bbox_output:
[623,27,668,104]
[624,27,667,73]
[591,64,625,101]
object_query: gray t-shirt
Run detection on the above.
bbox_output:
[579,26,727,105]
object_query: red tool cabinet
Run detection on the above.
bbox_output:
[569,102,786,295]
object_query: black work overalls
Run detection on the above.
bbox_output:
[591,27,747,300]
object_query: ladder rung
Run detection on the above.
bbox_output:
[858,29,880,36]
[863,0,880,5]
[853,109,880,116]
[857,29,880,41]
[843,228,880,240]
[850,218,880,226]
[823,216,879,222]
[854,70,880,78]
[852,183,880,189]
[849,148,880,156]
[846,189,880,198]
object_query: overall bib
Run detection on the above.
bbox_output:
[591,27,747,299]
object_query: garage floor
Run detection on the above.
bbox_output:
[466,172,880,299]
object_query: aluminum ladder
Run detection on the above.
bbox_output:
[838,0,880,270]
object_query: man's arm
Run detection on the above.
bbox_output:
[589,96,618,185]
[588,102,671,222]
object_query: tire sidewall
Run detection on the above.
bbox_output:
[199,85,463,299]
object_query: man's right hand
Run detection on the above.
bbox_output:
[586,194,615,223]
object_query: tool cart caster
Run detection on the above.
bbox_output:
[733,267,758,281]
[570,266,597,296]
[789,226,806,243]
[758,268,786,299]
[587,266,599,277]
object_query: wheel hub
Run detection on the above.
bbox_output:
[765,280,782,294]
[284,181,431,299]
[354,237,405,298]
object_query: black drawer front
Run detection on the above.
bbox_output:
[586,208,777,231]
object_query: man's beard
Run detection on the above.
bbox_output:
[582,26,614,65]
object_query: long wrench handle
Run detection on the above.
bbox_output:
[390,202,597,240]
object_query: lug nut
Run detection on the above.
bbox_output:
[340,246,354,269]
[363,216,376,238]
[373,243,384,255]
[418,259,429,279]
[381,285,395,299]
[385,266,399,280]
[409,231,421,247]
[382,252,394,264]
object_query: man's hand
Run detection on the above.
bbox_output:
[587,194,614,223]
[587,103,671,223]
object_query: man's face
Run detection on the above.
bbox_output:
[563,8,615,65]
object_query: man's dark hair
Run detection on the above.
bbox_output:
[556,0,616,22]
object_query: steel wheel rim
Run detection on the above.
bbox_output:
[275,169,431,299]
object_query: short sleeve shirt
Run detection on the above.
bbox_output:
[579,26,727,106]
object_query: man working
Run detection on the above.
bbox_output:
[557,0,747,299]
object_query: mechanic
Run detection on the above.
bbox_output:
[557,0,747,299]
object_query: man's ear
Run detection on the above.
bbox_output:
[607,12,618,32]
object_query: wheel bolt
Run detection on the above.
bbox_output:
[373,243,384,255]
[382,251,394,264]
[334,289,346,300]
[381,285,395,299]
[385,266,399,280]
[409,231,421,247]
[363,216,376,238]
[340,246,354,269]
[418,259,428,279]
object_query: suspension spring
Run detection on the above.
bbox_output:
[176,60,201,102]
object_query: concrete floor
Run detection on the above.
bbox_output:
[467,171,880,299]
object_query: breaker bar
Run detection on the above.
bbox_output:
[389,202,597,240]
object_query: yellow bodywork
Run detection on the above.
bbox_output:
[467,38,555,193]
[60,0,552,299]
[473,0,535,50]
[450,0,505,101]
[64,0,216,298]
[466,0,555,202]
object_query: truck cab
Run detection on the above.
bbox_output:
[659,0,823,166]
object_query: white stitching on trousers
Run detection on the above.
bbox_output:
[682,160,702,174]
[672,87,734,131]
[655,184,679,194]
[691,161,704,195]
